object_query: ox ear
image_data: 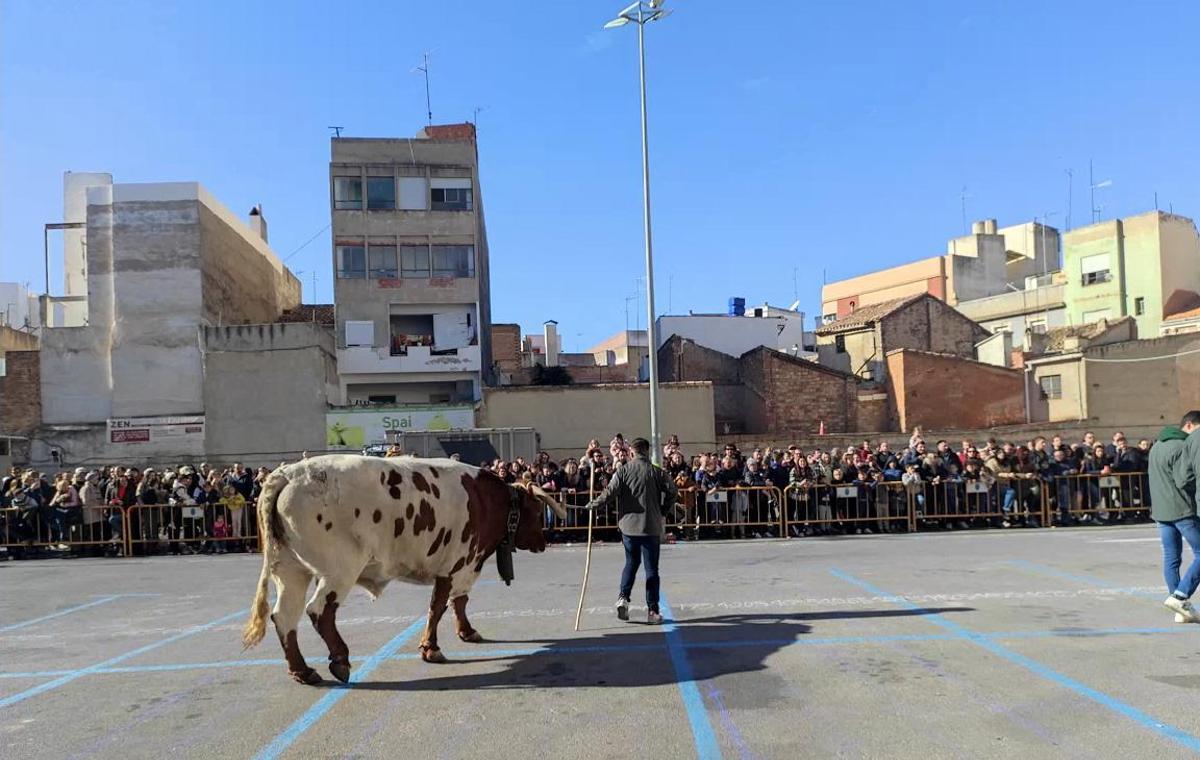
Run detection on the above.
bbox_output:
[528,484,567,520]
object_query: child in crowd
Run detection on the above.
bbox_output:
[211,514,230,553]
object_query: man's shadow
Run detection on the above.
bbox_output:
[341,606,973,692]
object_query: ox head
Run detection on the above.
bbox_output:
[510,483,567,553]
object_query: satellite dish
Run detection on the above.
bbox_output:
[787,300,801,311]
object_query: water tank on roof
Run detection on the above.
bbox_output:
[728,297,745,316]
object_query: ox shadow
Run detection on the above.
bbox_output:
[340,606,973,693]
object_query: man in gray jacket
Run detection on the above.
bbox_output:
[587,437,677,624]
[1159,410,1200,622]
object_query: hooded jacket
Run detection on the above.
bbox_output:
[1152,426,1193,523]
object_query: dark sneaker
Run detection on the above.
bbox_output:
[647,610,664,625]
[616,597,629,621]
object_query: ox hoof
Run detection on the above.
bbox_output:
[457,630,484,643]
[291,668,323,686]
[419,645,447,664]
[329,660,352,684]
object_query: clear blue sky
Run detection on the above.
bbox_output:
[4,1,1199,352]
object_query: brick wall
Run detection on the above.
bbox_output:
[741,348,857,435]
[885,349,1024,431]
[658,336,742,429]
[423,123,477,141]
[491,324,522,372]
[880,297,984,360]
[855,389,891,432]
[0,350,41,435]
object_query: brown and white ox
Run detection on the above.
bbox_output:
[242,454,565,685]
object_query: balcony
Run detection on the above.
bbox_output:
[338,343,481,375]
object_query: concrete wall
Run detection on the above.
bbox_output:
[1064,219,1126,327]
[886,349,1025,432]
[0,351,41,435]
[1154,214,1200,329]
[479,382,716,460]
[1083,334,1200,429]
[201,322,336,465]
[199,205,301,325]
[976,331,1013,368]
[0,327,38,353]
[945,232,1008,302]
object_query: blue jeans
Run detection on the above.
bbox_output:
[619,534,661,612]
[1159,516,1200,598]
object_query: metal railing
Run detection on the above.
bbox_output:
[0,506,125,556]
[783,482,911,535]
[1047,472,1150,524]
[125,503,259,555]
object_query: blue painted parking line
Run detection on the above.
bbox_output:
[252,617,426,760]
[0,609,244,710]
[0,595,122,633]
[3,623,1195,682]
[661,594,723,760]
[830,568,1200,754]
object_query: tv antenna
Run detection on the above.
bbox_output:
[413,52,433,126]
[1089,159,1112,224]
[328,126,343,138]
[959,186,973,234]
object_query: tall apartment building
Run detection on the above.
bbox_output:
[1062,210,1200,336]
[330,124,492,406]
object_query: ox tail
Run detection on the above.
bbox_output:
[242,468,290,650]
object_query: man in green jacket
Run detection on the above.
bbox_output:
[1156,411,1200,622]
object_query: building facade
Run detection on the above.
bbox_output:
[814,293,987,382]
[34,175,300,465]
[330,124,493,407]
[820,219,1061,322]
[656,307,813,361]
[955,272,1068,353]
[1062,210,1200,337]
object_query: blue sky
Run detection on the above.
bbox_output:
[3,1,1199,352]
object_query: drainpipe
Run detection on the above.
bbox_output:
[1023,364,1032,423]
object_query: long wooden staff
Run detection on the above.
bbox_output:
[573,464,597,632]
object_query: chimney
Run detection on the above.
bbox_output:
[971,220,986,235]
[248,204,268,243]
[984,218,998,234]
[543,321,559,367]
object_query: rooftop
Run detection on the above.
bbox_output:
[1042,316,1135,353]
[813,293,927,335]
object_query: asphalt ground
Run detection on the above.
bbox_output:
[3,525,1200,759]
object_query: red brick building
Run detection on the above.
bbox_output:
[885,348,1025,431]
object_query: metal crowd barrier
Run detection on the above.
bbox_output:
[543,486,786,539]
[783,482,911,535]
[0,505,126,557]
[124,503,259,555]
[1047,472,1150,524]
[909,477,1047,528]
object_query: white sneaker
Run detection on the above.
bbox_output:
[1164,596,1200,623]
[615,597,629,621]
[1176,613,1194,624]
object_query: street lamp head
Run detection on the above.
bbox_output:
[605,0,671,28]
[603,16,632,28]
[648,7,673,21]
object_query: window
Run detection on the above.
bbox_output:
[336,243,366,278]
[399,177,427,209]
[367,395,396,405]
[401,245,431,278]
[1080,253,1111,286]
[1027,319,1047,335]
[432,245,475,277]
[431,187,472,211]
[345,320,374,347]
[366,177,396,210]
[834,334,846,353]
[368,243,397,278]
[334,176,362,210]
[1135,297,1145,316]
[1039,374,1062,400]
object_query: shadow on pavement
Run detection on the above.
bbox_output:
[338,606,973,692]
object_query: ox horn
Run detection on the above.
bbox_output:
[528,484,568,520]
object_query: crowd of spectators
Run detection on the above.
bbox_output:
[0,429,1156,558]
[476,429,1155,540]
[1,462,272,557]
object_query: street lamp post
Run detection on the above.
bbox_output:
[605,0,672,464]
